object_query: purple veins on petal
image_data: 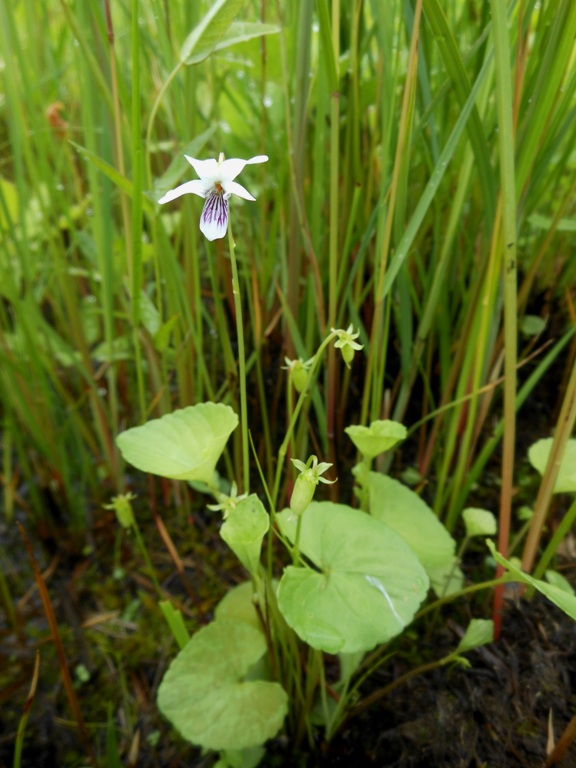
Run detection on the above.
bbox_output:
[200,190,229,241]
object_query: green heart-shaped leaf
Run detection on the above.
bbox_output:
[276,502,429,654]
[158,620,287,750]
[345,420,407,459]
[220,495,269,575]
[116,403,238,483]
[455,619,494,654]
[462,507,497,538]
[214,581,263,632]
[528,438,576,493]
[368,474,463,597]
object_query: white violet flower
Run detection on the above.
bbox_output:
[158,152,268,241]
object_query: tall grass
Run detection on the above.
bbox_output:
[0,0,573,530]
[1,0,574,528]
[2,0,576,762]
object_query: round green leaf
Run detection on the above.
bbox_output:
[520,314,546,336]
[462,507,497,538]
[214,581,263,632]
[220,495,269,575]
[455,619,494,654]
[116,403,238,483]
[368,474,463,597]
[345,420,407,459]
[276,502,429,654]
[528,438,576,493]
[158,620,287,750]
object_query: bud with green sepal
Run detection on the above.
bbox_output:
[104,492,137,529]
[290,456,337,517]
[331,325,363,368]
[283,356,315,394]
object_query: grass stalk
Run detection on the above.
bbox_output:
[449,329,576,515]
[131,0,147,422]
[521,356,576,575]
[362,0,423,425]
[285,0,314,357]
[326,0,340,457]
[490,0,518,638]
[17,524,97,766]
[533,498,576,583]
[12,651,40,768]
[1,4,576,756]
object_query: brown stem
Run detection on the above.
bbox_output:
[17,523,98,767]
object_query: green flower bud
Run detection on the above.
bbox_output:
[290,456,337,516]
[283,356,314,394]
[290,473,316,517]
[341,344,355,366]
[104,492,136,529]
[331,325,363,369]
[206,482,248,519]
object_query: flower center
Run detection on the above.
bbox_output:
[214,181,223,194]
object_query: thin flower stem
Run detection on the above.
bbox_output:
[292,514,303,565]
[145,61,182,189]
[272,331,339,508]
[130,518,163,596]
[227,218,250,494]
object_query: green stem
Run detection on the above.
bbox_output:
[533,498,576,582]
[272,331,339,508]
[131,519,163,596]
[415,575,511,620]
[13,651,40,768]
[227,219,250,494]
[292,514,303,566]
[326,0,340,449]
[145,62,183,189]
[348,575,512,723]
[131,0,146,422]
[349,653,456,721]
[523,355,576,575]
[490,0,518,638]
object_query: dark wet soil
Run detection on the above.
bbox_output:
[313,595,576,768]
[2,507,576,768]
